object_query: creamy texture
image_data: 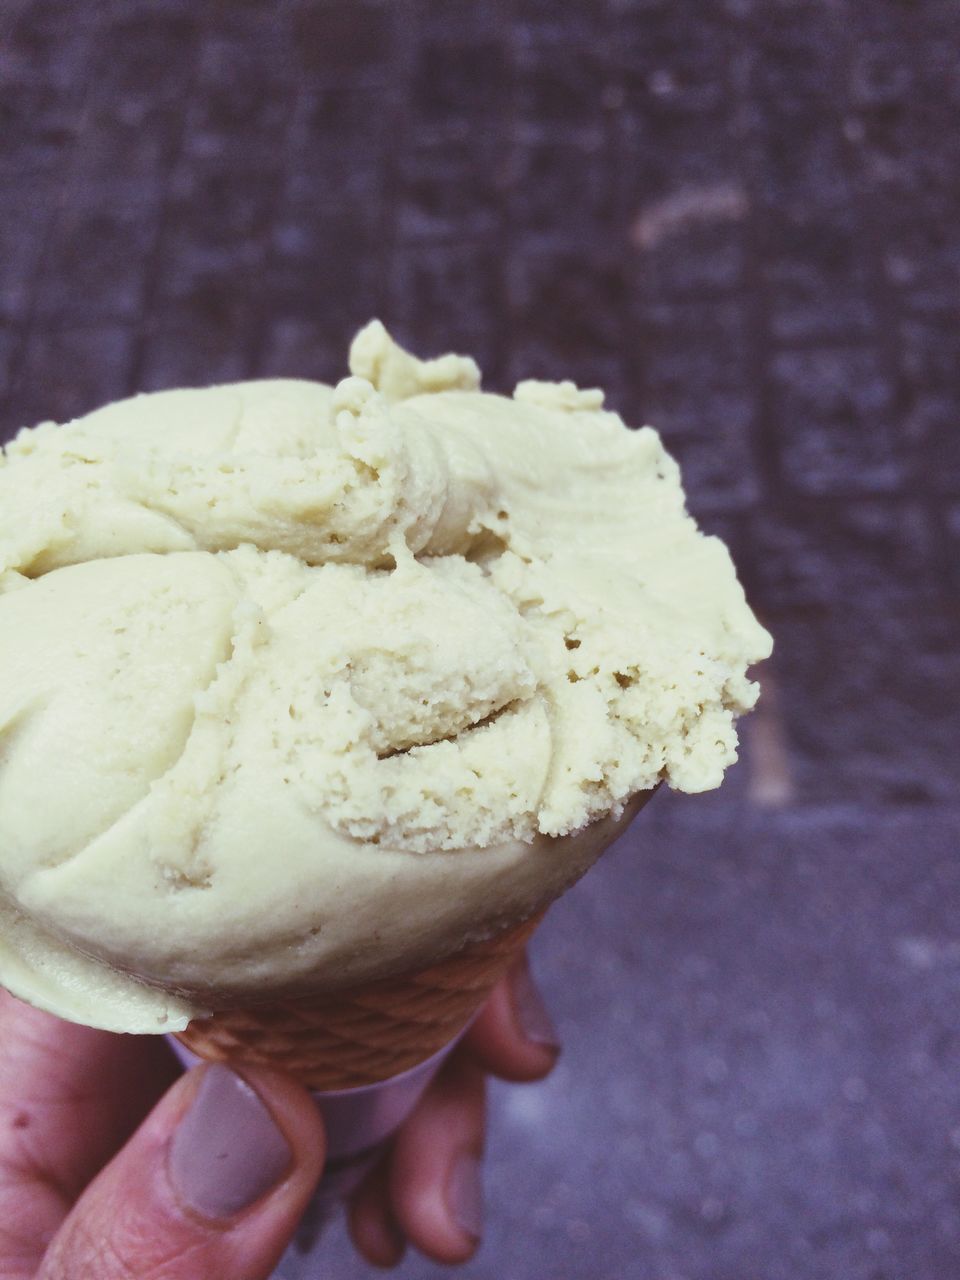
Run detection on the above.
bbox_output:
[0,322,771,1032]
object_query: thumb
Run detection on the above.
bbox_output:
[38,1062,325,1280]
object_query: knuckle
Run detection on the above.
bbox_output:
[41,1202,208,1280]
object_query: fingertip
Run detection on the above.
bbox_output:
[444,1149,484,1257]
[390,1058,486,1264]
[350,1209,407,1269]
[40,1061,328,1280]
[464,957,561,1082]
[166,1063,326,1230]
[348,1158,407,1268]
[229,1064,327,1192]
[394,1167,481,1266]
[509,956,561,1054]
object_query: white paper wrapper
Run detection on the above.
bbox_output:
[168,1025,467,1276]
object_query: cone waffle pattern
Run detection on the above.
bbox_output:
[176,914,542,1090]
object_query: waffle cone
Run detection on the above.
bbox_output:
[176,913,543,1091]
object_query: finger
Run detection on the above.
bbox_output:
[0,993,180,1190]
[347,1149,406,1268]
[462,952,561,1082]
[37,1063,325,1280]
[388,1054,485,1264]
[0,993,180,1275]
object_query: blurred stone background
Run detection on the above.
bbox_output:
[1,2,959,1278]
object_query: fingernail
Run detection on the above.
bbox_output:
[169,1065,293,1219]
[512,961,561,1051]
[447,1151,484,1241]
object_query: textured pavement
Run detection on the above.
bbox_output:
[2,2,959,1277]
[318,796,960,1280]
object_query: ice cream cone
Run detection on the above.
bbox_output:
[176,912,543,1091]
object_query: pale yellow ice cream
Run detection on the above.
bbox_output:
[0,322,771,1032]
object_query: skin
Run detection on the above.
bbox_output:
[0,955,557,1278]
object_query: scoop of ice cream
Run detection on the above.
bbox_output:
[0,323,771,1032]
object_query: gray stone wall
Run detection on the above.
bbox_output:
[2,5,959,1276]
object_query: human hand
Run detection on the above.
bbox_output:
[0,955,559,1277]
